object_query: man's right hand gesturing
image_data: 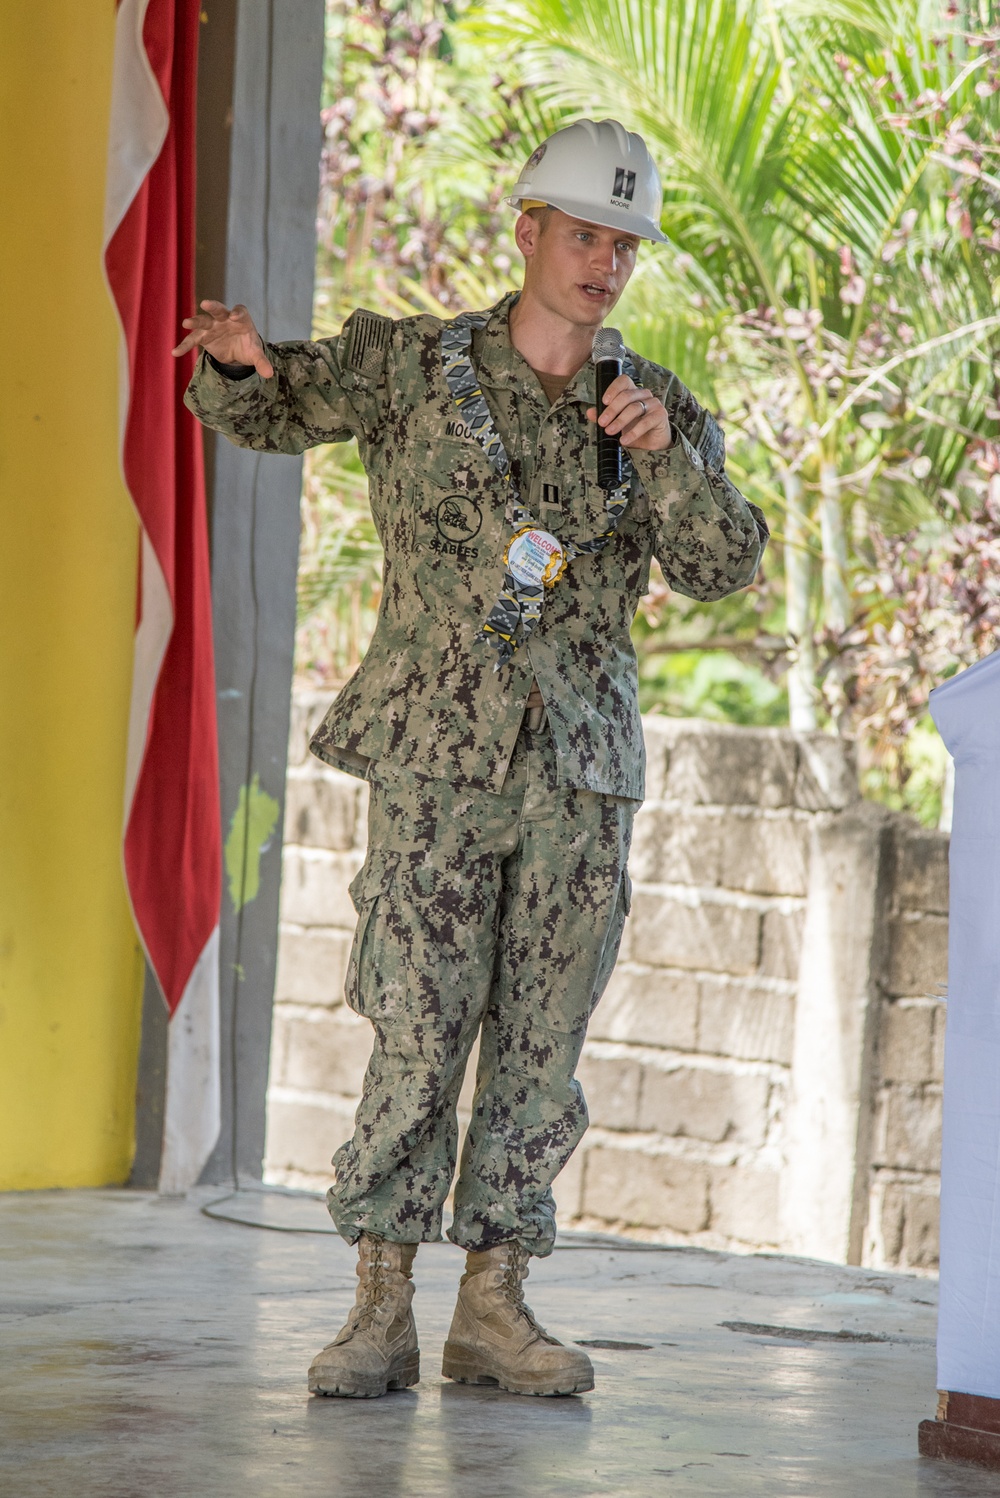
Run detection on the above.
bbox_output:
[171,299,274,379]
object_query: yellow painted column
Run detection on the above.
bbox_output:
[0,3,145,1187]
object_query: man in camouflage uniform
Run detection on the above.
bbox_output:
[177,118,767,1400]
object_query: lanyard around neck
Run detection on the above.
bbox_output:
[441,306,634,668]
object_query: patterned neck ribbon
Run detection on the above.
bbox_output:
[441,309,635,669]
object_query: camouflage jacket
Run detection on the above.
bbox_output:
[186,292,767,799]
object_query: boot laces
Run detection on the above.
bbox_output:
[499,1245,550,1340]
[349,1238,389,1333]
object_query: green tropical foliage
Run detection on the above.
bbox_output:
[296,0,1000,824]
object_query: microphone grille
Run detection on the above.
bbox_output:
[592,327,626,364]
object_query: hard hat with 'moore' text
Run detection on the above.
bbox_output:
[506,118,667,243]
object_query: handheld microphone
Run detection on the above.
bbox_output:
[592,327,626,492]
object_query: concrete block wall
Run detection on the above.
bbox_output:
[863,824,948,1273]
[264,709,366,1186]
[264,693,949,1273]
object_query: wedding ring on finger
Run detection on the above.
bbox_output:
[638,399,647,416]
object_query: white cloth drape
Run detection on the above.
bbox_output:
[930,651,1000,1397]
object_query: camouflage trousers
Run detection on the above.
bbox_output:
[326,717,635,1258]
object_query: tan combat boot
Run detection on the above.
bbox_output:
[442,1241,594,1396]
[308,1233,419,1398]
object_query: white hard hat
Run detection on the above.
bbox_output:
[506,118,667,244]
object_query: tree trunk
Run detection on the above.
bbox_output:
[819,458,851,730]
[819,459,850,635]
[783,469,817,731]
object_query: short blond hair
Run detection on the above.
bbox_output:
[523,203,554,232]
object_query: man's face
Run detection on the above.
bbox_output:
[518,209,641,327]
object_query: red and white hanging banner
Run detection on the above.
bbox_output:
[103,0,222,1192]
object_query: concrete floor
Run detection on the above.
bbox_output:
[0,1190,996,1498]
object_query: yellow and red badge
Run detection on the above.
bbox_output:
[504,527,567,590]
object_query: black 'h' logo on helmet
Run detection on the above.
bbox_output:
[612,168,636,202]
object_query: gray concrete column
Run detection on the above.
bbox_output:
[780,801,893,1262]
[200,0,325,1186]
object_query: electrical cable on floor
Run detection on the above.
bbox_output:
[199,1188,691,1250]
[201,1189,329,1235]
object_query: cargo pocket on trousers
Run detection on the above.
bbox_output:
[344,850,401,1020]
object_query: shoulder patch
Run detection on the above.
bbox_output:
[347,309,392,380]
[629,349,726,470]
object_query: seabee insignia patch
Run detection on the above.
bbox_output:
[436,495,482,542]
